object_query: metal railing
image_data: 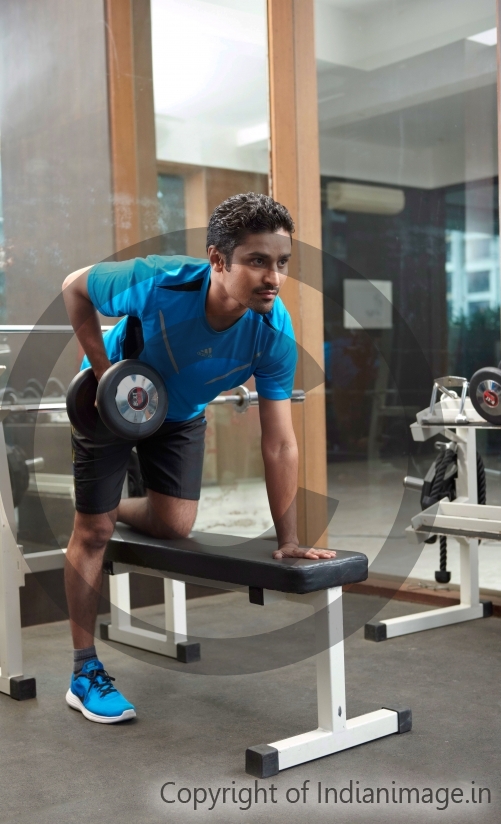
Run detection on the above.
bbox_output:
[0,386,305,416]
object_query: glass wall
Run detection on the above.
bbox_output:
[0,1,113,557]
[0,1,274,557]
[316,0,500,586]
[151,0,273,536]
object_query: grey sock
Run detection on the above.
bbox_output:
[73,645,98,674]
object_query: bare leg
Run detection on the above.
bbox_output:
[117,489,198,539]
[65,493,196,650]
[65,510,117,649]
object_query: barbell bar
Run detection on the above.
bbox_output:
[0,387,305,416]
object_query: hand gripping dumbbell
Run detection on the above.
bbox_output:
[66,360,168,442]
[469,362,501,425]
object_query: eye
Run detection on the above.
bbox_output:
[252,257,264,265]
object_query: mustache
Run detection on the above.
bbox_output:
[253,286,279,295]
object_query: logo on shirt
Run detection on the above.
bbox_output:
[197,348,213,358]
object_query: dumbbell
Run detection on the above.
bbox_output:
[66,360,168,442]
[469,362,501,425]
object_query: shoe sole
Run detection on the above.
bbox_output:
[65,689,136,724]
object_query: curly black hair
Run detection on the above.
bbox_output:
[206,192,294,269]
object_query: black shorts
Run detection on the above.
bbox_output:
[72,415,207,515]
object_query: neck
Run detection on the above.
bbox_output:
[205,271,247,332]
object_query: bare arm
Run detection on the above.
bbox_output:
[62,267,111,380]
[259,397,336,560]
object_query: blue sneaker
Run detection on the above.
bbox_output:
[66,659,136,724]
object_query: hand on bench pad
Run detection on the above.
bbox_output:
[106,526,367,593]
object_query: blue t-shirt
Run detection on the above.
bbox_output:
[84,255,297,421]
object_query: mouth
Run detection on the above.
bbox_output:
[257,291,277,300]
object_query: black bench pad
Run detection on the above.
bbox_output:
[105,525,368,594]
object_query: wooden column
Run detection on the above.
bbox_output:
[267,0,328,546]
[105,0,158,252]
[184,170,209,257]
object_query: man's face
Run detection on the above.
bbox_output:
[211,229,292,315]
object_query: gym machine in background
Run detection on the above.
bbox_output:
[366,375,496,642]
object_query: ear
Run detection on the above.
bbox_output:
[207,245,226,272]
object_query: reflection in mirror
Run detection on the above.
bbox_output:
[316,0,501,587]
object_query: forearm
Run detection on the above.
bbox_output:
[259,398,336,560]
[262,440,299,548]
[62,270,111,379]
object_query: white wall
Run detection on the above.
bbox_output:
[155,115,268,172]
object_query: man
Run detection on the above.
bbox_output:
[62,192,335,724]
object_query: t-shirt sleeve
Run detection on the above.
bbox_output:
[254,310,298,400]
[87,256,157,318]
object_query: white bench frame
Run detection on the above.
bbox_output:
[101,552,409,776]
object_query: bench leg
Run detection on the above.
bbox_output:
[246,587,410,776]
[100,574,200,663]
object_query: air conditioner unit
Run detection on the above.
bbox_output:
[326,181,405,215]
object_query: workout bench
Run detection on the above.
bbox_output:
[101,526,411,776]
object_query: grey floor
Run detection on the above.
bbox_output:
[1,590,500,824]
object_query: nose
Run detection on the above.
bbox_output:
[264,267,280,287]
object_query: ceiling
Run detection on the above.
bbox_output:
[319,0,412,10]
[151,0,498,184]
[321,83,497,151]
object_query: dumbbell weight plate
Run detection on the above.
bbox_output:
[66,368,118,443]
[469,366,501,425]
[96,360,168,441]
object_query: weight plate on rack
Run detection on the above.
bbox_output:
[469,366,501,424]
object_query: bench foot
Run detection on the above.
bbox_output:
[0,675,37,701]
[176,641,201,663]
[364,621,387,642]
[245,707,411,775]
[246,744,280,778]
[382,704,412,733]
